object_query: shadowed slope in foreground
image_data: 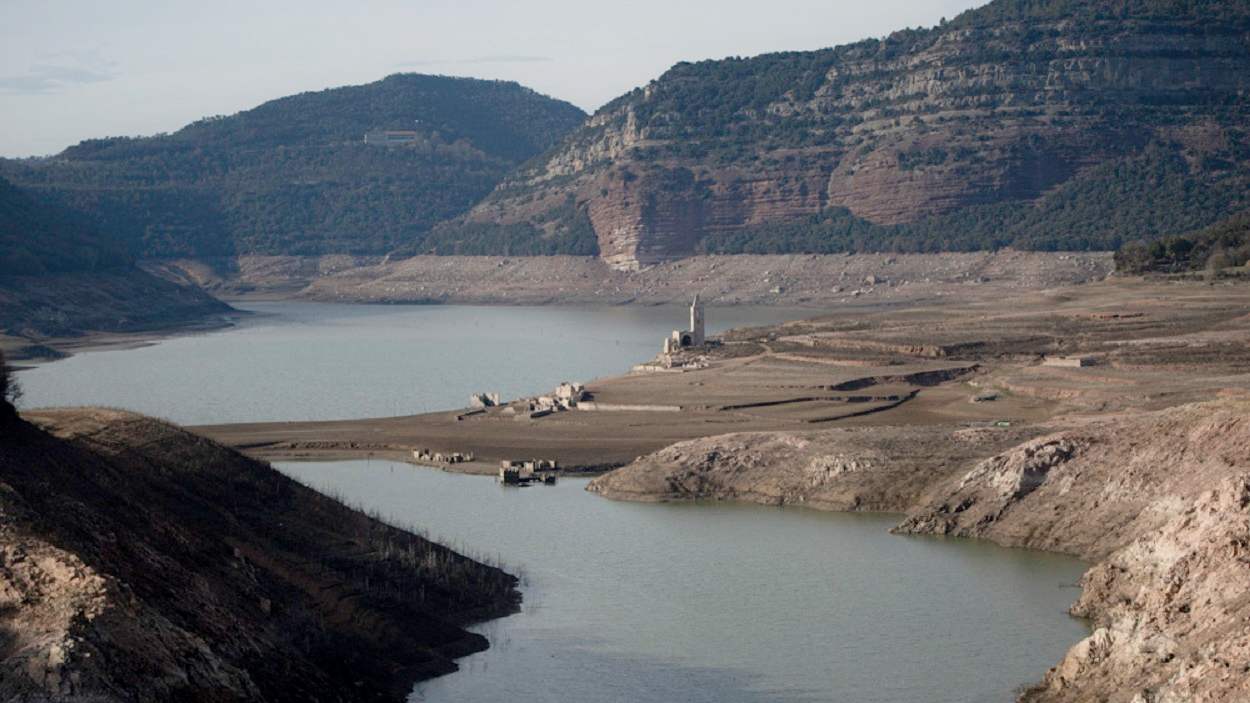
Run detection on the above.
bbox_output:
[0,407,518,701]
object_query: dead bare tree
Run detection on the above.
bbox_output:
[0,349,20,418]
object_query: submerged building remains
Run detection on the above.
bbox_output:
[1043,356,1096,368]
[632,296,713,372]
[469,392,502,409]
[499,459,560,485]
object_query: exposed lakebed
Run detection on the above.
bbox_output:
[19,301,1089,701]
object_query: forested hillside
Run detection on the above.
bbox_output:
[449,0,1250,268]
[0,74,586,258]
[5,3,1248,269]
[1115,211,1250,274]
[0,176,229,342]
[0,176,130,275]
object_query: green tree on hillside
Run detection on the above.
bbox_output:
[0,74,588,259]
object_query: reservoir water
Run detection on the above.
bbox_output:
[284,461,1088,703]
[18,301,1090,702]
[19,301,807,425]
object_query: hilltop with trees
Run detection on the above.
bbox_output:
[0,176,130,275]
[0,74,586,258]
[449,0,1250,268]
[5,3,1250,273]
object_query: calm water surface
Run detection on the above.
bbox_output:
[19,301,1089,701]
[282,461,1089,703]
[19,301,803,425]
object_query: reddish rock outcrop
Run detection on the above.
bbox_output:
[458,2,1250,269]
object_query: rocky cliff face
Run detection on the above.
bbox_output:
[1039,475,1250,702]
[456,0,1250,269]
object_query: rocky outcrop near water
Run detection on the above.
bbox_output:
[895,402,1250,558]
[454,0,1250,268]
[897,400,1250,703]
[587,424,1042,512]
[594,398,1250,702]
[0,407,519,701]
[1039,475,1250,702]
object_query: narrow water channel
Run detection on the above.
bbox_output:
[280,461,1089,703]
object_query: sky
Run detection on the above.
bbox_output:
[0,0,985,158]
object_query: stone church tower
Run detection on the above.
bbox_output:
[689,295,705,347]
[660,292,710,352]
[661,295,708,354]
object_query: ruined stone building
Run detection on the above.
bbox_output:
[663,295,706,354]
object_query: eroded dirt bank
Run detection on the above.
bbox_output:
[145,250,1112,306]
[585,424,1043,511]
[0,269,235,361]
[0,407,519,702]
[589,400,1250,703]
[899,401,1250,702]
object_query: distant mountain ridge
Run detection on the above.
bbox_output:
[0,74,586,258]
[5,3,1249,270]
[444,0,1250,269]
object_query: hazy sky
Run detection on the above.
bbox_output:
[0,1,984,157]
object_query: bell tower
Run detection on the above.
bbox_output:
[689,295,705,347]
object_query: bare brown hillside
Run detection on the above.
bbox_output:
[146,250,1113,306]
[0,408,518,702]
[900,401,1250,703]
